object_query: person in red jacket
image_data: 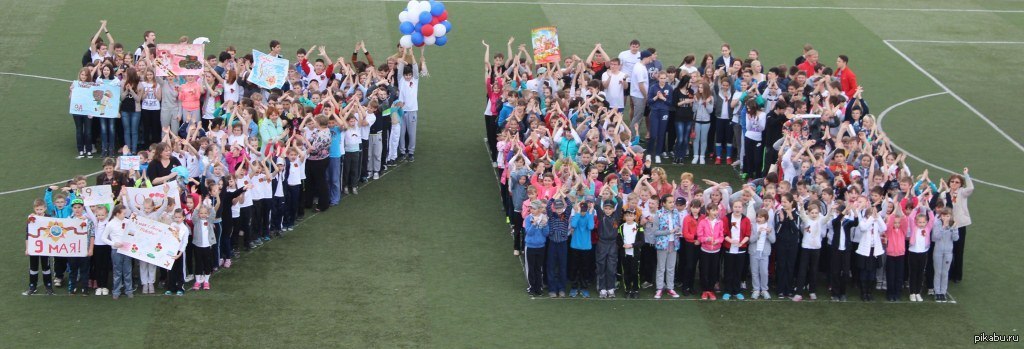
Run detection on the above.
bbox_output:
[678,198,702,296]
[836,55,858,99]
[722,200,751,300]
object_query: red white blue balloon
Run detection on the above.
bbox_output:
[398,0,450,48]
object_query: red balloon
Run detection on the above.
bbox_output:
[438,10,448,21]
[415,42,425,47]
[430,17,441,25]
[421,24,434,36]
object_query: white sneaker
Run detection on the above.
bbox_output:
[763,291,771,299]
[810,293,817,300]
[606,289,615,298]
[599,289,608,298]
[645,155,651,163]
[751,291,760,299]
[372,172,379,180]
[102,288,109,296]
[699,157,706,165]
[492,162,498,168]
[655,155,662,164]
[741,281,747,290]
[691,157,698,164]
[95,288,103,296]
[927,288,934,295]
[185,275,194,283]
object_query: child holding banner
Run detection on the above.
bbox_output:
[101,205,133,299]
[165,209,191,296]
[24,200,55,296]
[67,199,95,295]
[45,186,77,287]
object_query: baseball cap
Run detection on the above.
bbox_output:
[602,199,616,208]
[640,50,653,59]
[675,197,687,206]
[71,198,85,206]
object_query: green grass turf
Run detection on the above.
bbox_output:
[0,0,1023,347]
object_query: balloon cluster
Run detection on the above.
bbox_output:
[398,0,451,48]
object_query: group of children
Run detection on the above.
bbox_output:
[487,38,973,302]
[25,22,428,298]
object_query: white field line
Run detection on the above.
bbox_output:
[876,92,1024,195]
[366,0,1024,13]
[0,72,72,83]
[882,40,1024,153]
[885,40,1024,45]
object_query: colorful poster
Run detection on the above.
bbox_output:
[248,49,289,89]
[153,43,205,77]
[118,216,185,270]
[531,26,561,64]
[69,80,121,118]
[119,155,141,171]
[81,185,113,207]
[123,183,181,214]
[25,216,91,257]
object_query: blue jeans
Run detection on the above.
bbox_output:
[692,122,710,158]
[327,156,342,205]
[72,114,92,153]
[546,240,568,293]
[649,109,669,156]
[674,120,693,159]
[121,111,141,153]
[111,251,134,296]
[98,117,118,153]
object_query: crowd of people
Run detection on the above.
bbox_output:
[24,20,427,298]
[484,38,974,302]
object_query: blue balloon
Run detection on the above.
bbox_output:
[430,1,445,16]
[399,21,415,35]
[435,35,448,47]
[411,31,424,46]
[442,20,452,33]
[418,11,432,25]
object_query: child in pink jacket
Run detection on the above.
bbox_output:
[696,204,724,300]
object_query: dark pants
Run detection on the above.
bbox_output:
[28,255,53,288]
[743,137,765,178]
[305,158,329,211]
[568,248,594,290]
[53,257,67,280]
[485,114,498,161]
[255,198,271,238]
[680,242,699,292]
[621,254,639,292]
[270,196,285,231]
[141,109,162,147]
[510,213,524,251]
[699,250,720,292]
[194,246,214,275]
[91,245,112,288]
[674,120,692,160]
[237,206,253,247]
[73,114,93,153]
[641,244,657,285]
[546,240,568,293]
[886,254,906,299]
[525,245,545,295]
[951,227,966,282]
[284,184,301,228]
[343,151,361,190]
[220,217,235,259]
[722,252,743,295]
[830,249,851,297]
[859,254,878,298]
[775,244,798,296]
[67,257,90,290]
[648,110,669,155]
[166,257,184,292]
[908,251,927,294]
[360,139,370,179]
[796,248,821,295]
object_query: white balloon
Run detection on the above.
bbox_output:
[424,35,436,46]
[398,11,409,23]
[400,35,414,48]
[432,23,446,37]
[407,0,417,12]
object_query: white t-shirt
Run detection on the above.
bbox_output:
[343,127,361,152]
[286,157,304,186]
[601,71,627,109]
[223,80,241,103]
[140,81,160,110]
[618,50,640,73]
[359,112,376,140]
[730,91,745,122]
[908,228,930,253]
[629,63,649,99]
[195,220,213,248]
[622,222,638,256]
[239,176,254,207]
[398,78,419,111]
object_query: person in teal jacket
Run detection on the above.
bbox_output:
[44,185,77,287]
[568,202,595,298]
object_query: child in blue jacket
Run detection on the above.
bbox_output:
[568,201,595,298]
[523,200,550,297]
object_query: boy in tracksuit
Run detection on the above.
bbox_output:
[568,202,595,298]
[827,204,859,301]
[595,199,622,298]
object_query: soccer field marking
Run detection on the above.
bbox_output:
[0,170,105,196]
[0,71,72,83]
[877,92,1024,195]
[366,0,1024,13]
[882,40,1024,154]
[885,39,1024,45]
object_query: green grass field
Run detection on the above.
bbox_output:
[1,0,1023,347]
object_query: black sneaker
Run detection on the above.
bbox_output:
[22,287,37,296]
[408,154,415,162]
[70,287,77,295]
[45,287,54,295]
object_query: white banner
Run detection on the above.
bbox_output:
[25,216,90,257]
[123,183,181,214]
[118,216,186,270]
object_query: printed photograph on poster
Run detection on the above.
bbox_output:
[153,43,205,77]
[531,26,561,64]
[25,216,90,257]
